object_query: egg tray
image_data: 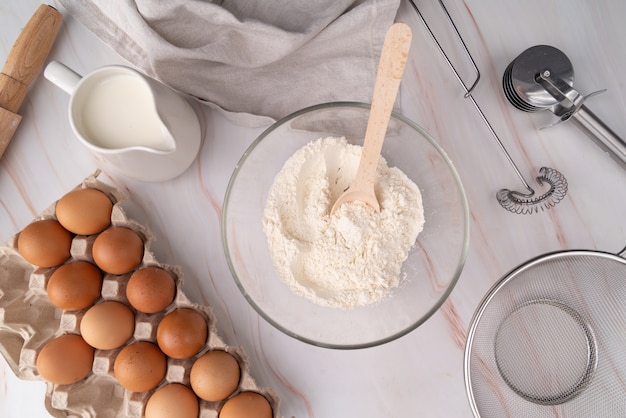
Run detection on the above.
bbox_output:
[0,173,280,418]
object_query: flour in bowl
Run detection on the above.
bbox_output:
[262,136,425,309]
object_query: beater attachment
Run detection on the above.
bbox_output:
[496,167,568,215]
[408,0,568,214]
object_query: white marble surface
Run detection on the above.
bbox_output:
[1,0,626,417]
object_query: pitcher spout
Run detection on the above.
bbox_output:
[149,126,177,154]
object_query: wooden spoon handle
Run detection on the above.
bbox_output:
[350,22,412,194]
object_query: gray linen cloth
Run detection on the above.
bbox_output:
[57,0,402,126]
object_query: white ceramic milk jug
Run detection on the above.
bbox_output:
[44,61,202,182]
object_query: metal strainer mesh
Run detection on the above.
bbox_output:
[465,250,626,417]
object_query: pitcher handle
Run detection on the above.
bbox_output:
[44,61,82,95]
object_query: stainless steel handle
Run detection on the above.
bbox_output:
[571,105,626,169]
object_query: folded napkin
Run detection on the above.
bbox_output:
[57,0,402,126]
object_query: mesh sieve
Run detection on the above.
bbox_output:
[465,250,626,417]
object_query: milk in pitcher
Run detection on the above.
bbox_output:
[80,73,172,151]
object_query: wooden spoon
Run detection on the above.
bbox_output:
[330,22,412,215]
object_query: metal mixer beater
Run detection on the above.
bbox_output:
[408,0,568,215]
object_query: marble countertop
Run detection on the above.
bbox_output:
[1,0,625,417]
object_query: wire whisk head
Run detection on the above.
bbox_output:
[497,167,568,214]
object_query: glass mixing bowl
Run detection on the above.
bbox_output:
[222,102,469,349]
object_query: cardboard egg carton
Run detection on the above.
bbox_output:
[0,173,279,418]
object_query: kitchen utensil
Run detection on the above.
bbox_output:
[465,246,626,417]
[222,102,469,349]
[44,61,202,182]
[503,44,626,169]
[330,22,412,214]
[0,4,62,159]
[408,0,568,214]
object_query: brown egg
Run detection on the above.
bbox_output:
[55,188,113,235]
[219,392,273,418]
[92,226,144,274]
[80,301,135,350]
[156,308,208,359]
[190,350,241,402]
[46,261,103,310]
[126,266,176,313]
[17,219,72,267]
[36,334,94,385]
[144,383,199,418]
[114,341,167,392]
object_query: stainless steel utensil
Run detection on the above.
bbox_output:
[407,0,568,214]
[503,44,626,169]
[465,246,626,417]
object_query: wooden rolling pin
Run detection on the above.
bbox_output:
[0,4,63,159]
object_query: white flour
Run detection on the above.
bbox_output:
[263,137,425,309]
